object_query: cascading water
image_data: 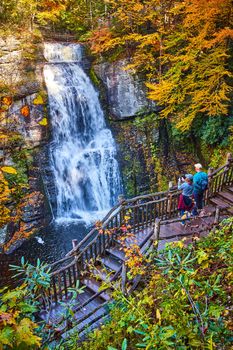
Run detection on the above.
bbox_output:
[44,43,122,222]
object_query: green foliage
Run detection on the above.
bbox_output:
[77,218,233,350]
[0,258,51,349]
[89,67,101,87]
[0,258,86,349]
[194,115,233,147]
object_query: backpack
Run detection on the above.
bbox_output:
[200,176,208,191]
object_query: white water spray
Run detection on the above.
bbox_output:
[43,43,122,222]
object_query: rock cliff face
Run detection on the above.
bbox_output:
[94,59,160,196]
[0,35,47,146]
[0,36,23,86]
[94,59,155,119]
[0,35,51,251]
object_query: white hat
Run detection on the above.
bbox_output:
[194,163,202,169]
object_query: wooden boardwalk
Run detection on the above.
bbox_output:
[38,155,233,341]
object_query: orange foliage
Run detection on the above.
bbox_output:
[89,27,113,54]
[20,105,30,117]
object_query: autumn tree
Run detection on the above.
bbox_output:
[147,0,233,131]
[88,0,233,133]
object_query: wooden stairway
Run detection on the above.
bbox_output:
[40,204,228,341]
[39,155,233,343]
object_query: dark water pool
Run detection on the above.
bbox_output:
[14,220,91,265]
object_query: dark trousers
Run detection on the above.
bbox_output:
[193,192,204,215]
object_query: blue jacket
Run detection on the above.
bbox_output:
[178,181,193,196]
[193,171,208,194]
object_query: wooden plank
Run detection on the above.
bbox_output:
[210,197,229,209]
[101,256,121,272]
[218,191,233,204]
[106,247,125,261]
[82,278,111,301]
[226,206,233,214]
[91,267,109,282]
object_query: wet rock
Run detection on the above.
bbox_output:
[21,192,45,223]
[94,59,156,119]
[0,225,7,245]
[4,92,48,147]
[14,81,40,99]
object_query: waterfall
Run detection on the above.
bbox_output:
[43,43,122,222]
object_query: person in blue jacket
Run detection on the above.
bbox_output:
[178,174,194,225]
[193,163,208,215]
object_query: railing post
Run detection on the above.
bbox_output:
[151,218,161,249]
[118,194,126,231]
[206,167,214,203]
[214,207,220,225]
[168,181,173,190]
[225,153,233,186]
[72,239,78,251]
[72,239,81,285]
[72,239,79,260]
[118,194,125,204]
[226,152,232,165]
[167,191,173,218]
[121,262,127,296]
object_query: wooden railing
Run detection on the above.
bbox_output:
[42,154,233,306]
[207,154,233,199]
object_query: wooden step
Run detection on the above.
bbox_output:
[209,197,229,209]
[101,256,121,272]
[226,206,233,215]
[82,278,111,301]
[217,191,233,204]
[65,306,108,341]
[106,247,125,261]
[226,186,233,194]
[91,266,113,282]
[39,288,96,324]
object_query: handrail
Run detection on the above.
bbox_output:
[67,189,181,257]
[66,205,123,257]
[208,164,227,177]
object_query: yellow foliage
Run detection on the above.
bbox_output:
[94,0,232,130]
[15,318,41,347]
[1,166,17,175]
[1,96,12,107]
[0,171,11,227]
[38,117,48,126]
[33,95,44,105]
